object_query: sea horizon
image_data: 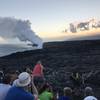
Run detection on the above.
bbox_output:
[1,32,100,57]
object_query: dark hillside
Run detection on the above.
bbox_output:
[0,40,100,98]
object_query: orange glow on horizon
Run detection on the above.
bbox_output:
[38,28,100,38]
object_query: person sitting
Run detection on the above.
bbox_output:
[58,87,72,100]
[5,72,38,100]
[0,73,11,100]
[83,86,98,100]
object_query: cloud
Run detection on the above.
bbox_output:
[0,17,43,48]
[69,23,77,33]
[64,19,100,33]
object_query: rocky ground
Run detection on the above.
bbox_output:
[0,40,100,99]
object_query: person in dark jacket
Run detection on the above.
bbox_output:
[58,87,72,100]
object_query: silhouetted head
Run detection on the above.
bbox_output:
[64,87,72,96]
[0,70,4,76]
[26,68,32,74]
[37,61,41,64]
[3,74,11,84]
[84,86,93,96]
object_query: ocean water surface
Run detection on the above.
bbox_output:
[0,44,34,57]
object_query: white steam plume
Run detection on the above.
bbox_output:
[0,17,43,49]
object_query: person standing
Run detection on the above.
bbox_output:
[32,61,44,77]
[58,87,72,100]
[84,87,98,100]
[0,73,11,100]
[5,72,38,100]
[39,83,54,100]
[32,61,45,91]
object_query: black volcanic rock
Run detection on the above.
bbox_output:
[0,40,100,98]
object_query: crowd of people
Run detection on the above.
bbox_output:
[0,61,98,100]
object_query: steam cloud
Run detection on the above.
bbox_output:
[0,17,43,49]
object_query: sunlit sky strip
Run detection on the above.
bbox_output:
[0,0,100,38]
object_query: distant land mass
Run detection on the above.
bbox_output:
[0,40,100,98]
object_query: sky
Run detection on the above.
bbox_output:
[0,0,100,41]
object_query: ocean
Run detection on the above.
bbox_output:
[0,37,67,57]
[0,44,34,57]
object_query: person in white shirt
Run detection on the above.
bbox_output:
[0,74,11,100]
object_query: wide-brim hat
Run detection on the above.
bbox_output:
[13,72,31,87]
[84,96,97,100]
